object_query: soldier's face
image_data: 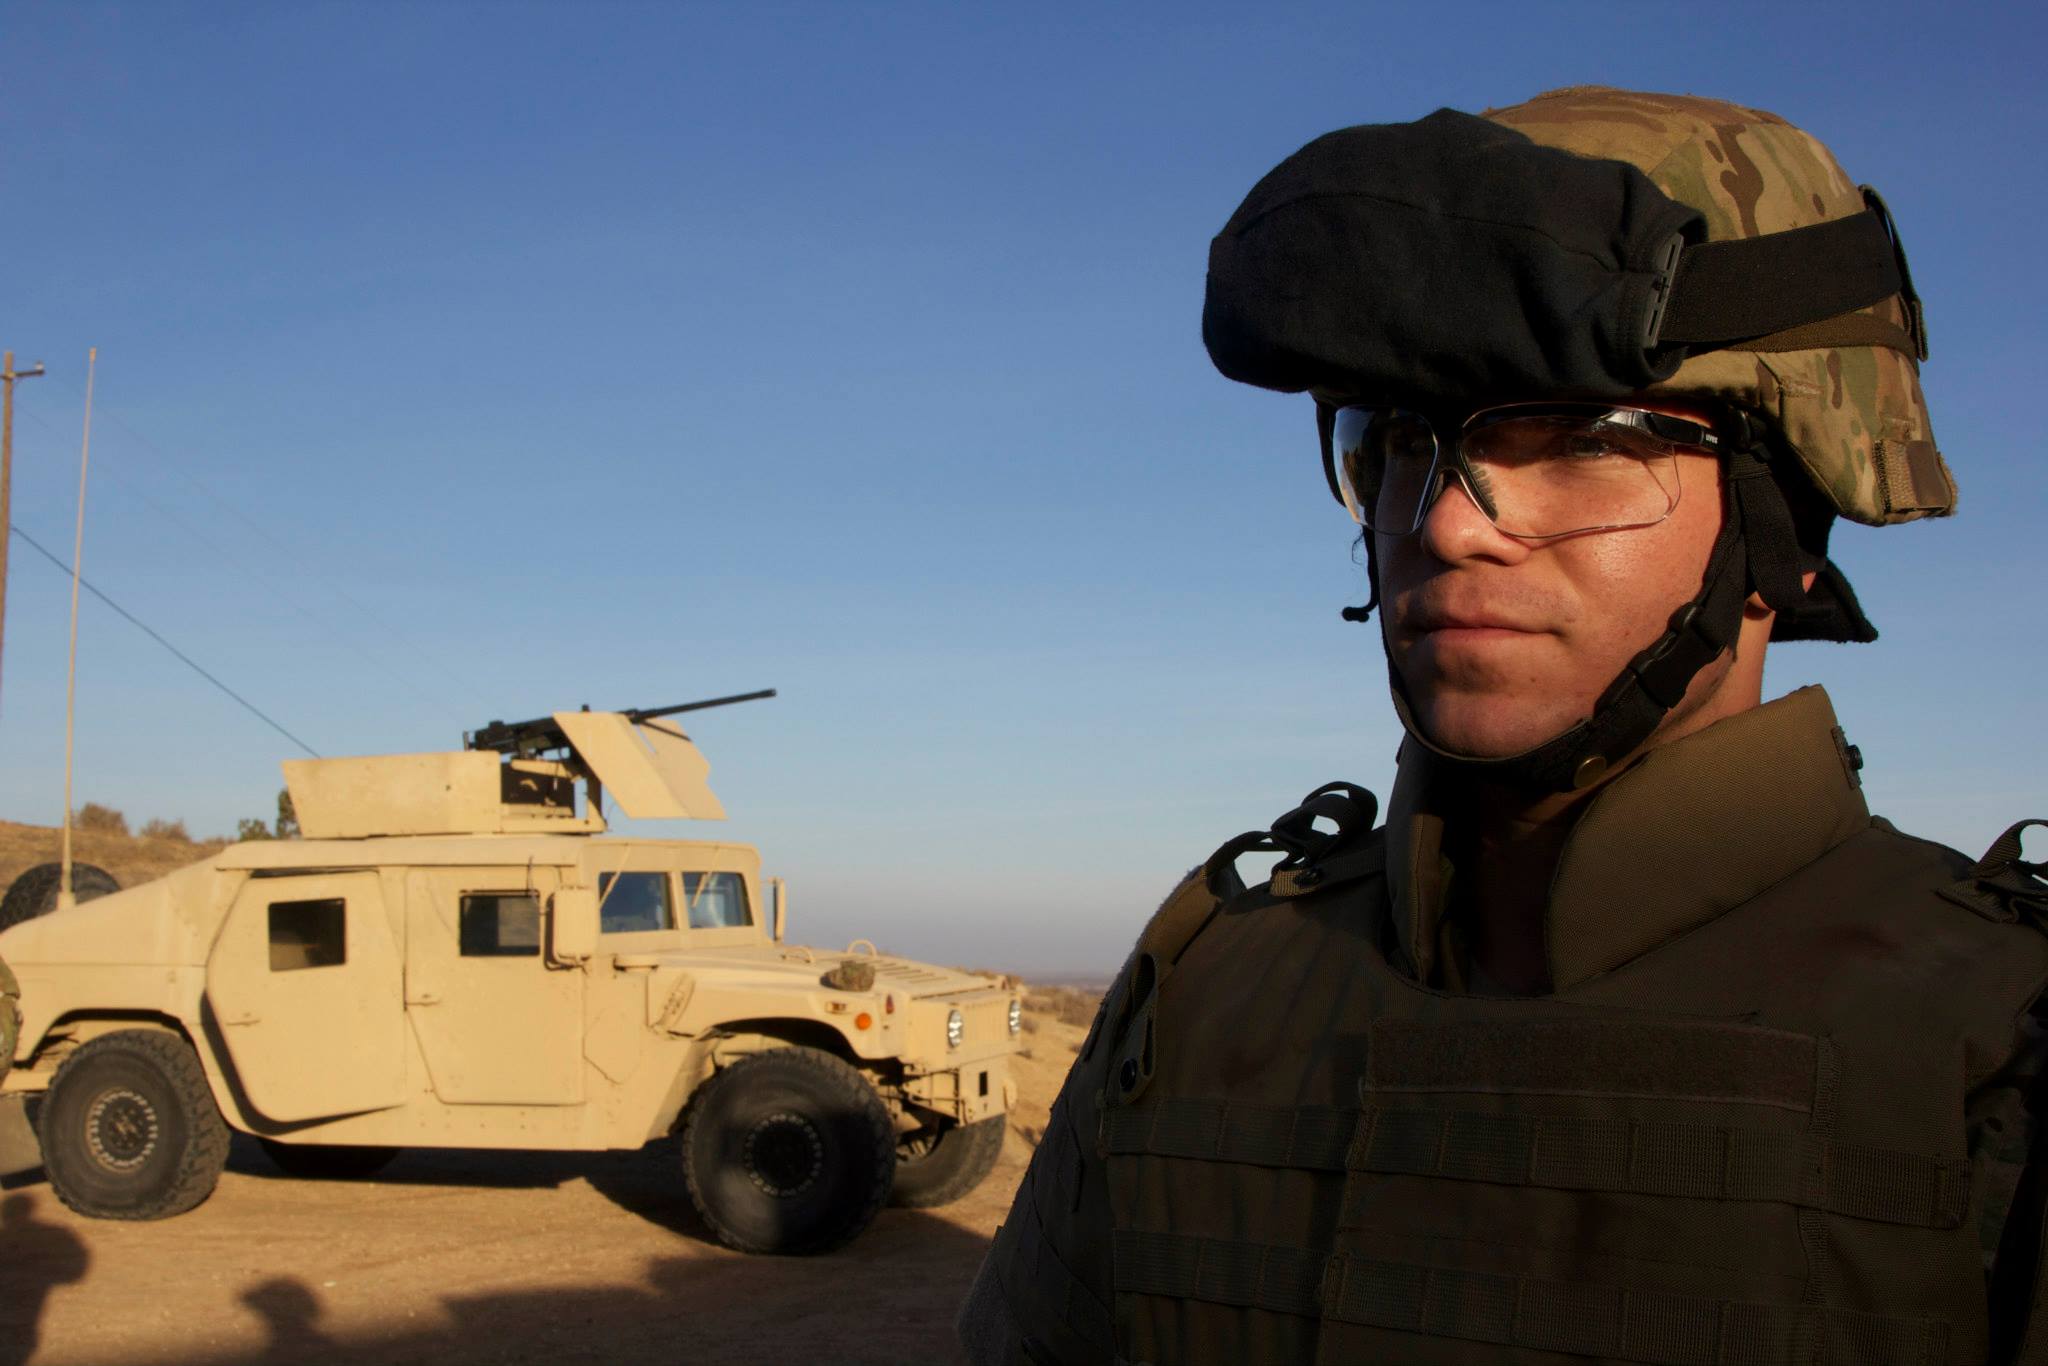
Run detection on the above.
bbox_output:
[1375,399,1731,760]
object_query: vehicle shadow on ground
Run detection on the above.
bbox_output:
[226,1133,602,1193]
[225,1133,725,1238]
[54,1207,990,1366]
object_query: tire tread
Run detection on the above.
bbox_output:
[680,1045,894,1254]
[891,1114,1006,1208]
[40,1029,229,1220]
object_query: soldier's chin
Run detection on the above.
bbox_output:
[1409,696,1582,762]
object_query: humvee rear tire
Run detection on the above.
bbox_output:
[680,1046,894,1255]
[39,1029,228,1220]
[0,862,120,931]
[258,1138,399,1180]
[890,1114,1005,1208]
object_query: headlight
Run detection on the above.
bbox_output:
[1008,999,1022,1035]
[946,1008,964,1049]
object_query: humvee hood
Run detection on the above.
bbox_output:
[649,943,1000,1000]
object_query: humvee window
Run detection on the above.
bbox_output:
[597,871,673,933]
[459,893,541,957]
[268,899,346,971]
[683,872,751,929]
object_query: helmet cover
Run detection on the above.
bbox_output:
[1485,86,1954,528]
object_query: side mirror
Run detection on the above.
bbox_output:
[550,886,598,964]
[769,876,787,942]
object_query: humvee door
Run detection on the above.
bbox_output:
[205,872,408,1123]
[402,868,583,1105]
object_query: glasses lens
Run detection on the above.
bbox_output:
[1333,407,1437,532]
[1455,406,1691,538]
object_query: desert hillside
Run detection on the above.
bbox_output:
[0,818,227,902]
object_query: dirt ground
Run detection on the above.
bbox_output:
[1,944,1095,1366]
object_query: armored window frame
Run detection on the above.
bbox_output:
[682,872,752,929]
[458,892,542,957]
[268,898,347,972]
[597,871,675,935]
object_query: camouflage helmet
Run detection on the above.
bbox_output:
[1200,87,1945,791]
[1484,86,1954,528]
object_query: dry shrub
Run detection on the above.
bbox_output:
[1027,985,1103,1029]
[140,818,192,843]
[74,802,129,836]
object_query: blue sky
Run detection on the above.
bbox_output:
[1,3,2042,976]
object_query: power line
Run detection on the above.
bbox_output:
[8,522,321,758]
[13,396,469,714]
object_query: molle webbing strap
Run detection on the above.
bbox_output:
[1367,1018,1817,1107]
[1102,1098,1358,1172]
[1100,1098,1968,1229]
[1351,1108,1968,1229]
[1113,1231,1949,1366]
[1657,207,1904,350]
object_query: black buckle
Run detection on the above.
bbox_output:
[1640,231,1686,352]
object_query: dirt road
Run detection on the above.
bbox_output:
[0,1001,1091,1366]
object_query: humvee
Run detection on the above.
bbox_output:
[0,696,1018,1253]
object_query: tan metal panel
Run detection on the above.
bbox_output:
[283,752,502,838]
[203,872,408,1123]
[402,870,584,1106]
[552,713,725,820]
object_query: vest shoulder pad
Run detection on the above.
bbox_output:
[1135,869,1221,969]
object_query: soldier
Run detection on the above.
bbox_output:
[962,87,2048,1364]
[1,952,16,1081]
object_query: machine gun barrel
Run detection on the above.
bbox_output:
[624,690,777,724]
[467,689,777,756]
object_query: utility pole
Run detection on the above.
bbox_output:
[0,350,48,722]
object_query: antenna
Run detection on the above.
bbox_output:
[0,350,49,721]
[58,348,95,917]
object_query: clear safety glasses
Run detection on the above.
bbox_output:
[1325,402,1722,540]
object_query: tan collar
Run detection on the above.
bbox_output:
[1384,686,1872,993]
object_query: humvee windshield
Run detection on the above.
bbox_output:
[595,871,752,933]
[598,872,672,933]
[682,872,750,929]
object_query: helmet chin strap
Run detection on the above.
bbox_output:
[1353,444,1792,794]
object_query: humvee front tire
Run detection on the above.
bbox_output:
[39,1030,228,1220]
[258,1138,400,1180]
[680,1046,894,1254]
[0,862,120,931]
[890,1115,1005,1208]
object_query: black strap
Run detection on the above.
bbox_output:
[1387,491,1750,794]
[1942,821,2048,924]
[1657,206,1902,349]
[1203,782,1381,901]
[1725,444,1810,620]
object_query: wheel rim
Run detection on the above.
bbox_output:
[742,1111,825,1197]
[85,1086,160,1172]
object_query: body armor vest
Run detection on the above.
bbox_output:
[1080,820,2048,1366]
